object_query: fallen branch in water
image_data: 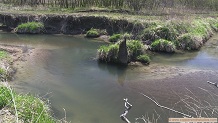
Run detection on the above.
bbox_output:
[207,81,218,88]
[139,92,192,118]
[120,98,132,123]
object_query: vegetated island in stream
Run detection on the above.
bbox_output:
[0,1,218,122]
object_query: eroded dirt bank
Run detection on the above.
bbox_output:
[0,13,143,35]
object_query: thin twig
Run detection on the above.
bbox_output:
[139,92,192,118]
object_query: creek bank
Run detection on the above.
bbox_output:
[0,12,218,65]
[0,44,58,123]
[0,44,30,81]
[0,13,140,35]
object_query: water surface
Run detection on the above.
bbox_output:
[0,33,218,122]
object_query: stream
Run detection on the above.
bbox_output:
[0,32,218,123]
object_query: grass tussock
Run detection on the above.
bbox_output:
[0,51,8,59]
[15,22,44,34]
[151,39,176,53]
[0,50,14,82]
[127,40,145,60]
[85,28,108,38]
[136,55,150,65]
[97,43,119,63]
[85,28,100,38]
[141,17,218,50]
[97,39,149,64]
[141,24,178,43]
[109,34,122,42]
[97,17,218,64]
[0,86,56,123]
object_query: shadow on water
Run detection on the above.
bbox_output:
[97,62,128,86]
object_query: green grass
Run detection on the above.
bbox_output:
[85,28,100,38]
[109,34,122,42]
[127,40,144,59]
[16,22,44,33]
[187,19,212,39]
[0,86,56,122]
[136,55,150,64]
[177,33,202,50]
[0,51,8,59]
[97,43,119,62]
[151,39,176,52]
[0,86,12,108]
[0,68,6,77]
[98,39,147,63]
[141,23,178,42]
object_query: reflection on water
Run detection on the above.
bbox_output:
[97,62,127,86]
[0,32,218,123]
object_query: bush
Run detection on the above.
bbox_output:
[85,28,100,38]
[15,22,44,34]
[137,55,150,64]
[109,34,122,42]
[151,39,176,53]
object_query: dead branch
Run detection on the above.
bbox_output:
[139,92,192,118]
[120,98,132,123]
[207,81,218,88]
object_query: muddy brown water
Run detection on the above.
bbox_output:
[0,32,218,123]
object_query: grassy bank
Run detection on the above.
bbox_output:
[0,3,217,65]
[0,47,57,122]
[14,22,44,34]
[0,85,56,122]
[97,17,218,64]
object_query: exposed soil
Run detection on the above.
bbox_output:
[0,44,33,123]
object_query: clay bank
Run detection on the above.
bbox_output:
[0,13,141,35]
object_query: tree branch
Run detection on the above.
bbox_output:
[207,81,218,88]
[139,92,192,118]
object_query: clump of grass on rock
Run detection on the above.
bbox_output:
[127,40,146,60]
[109,34,122,42]
[97,39,149,64]
[97,43,119,63]
[136,54,150,65]
[15,22,44,34]
[85,28,101,38]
